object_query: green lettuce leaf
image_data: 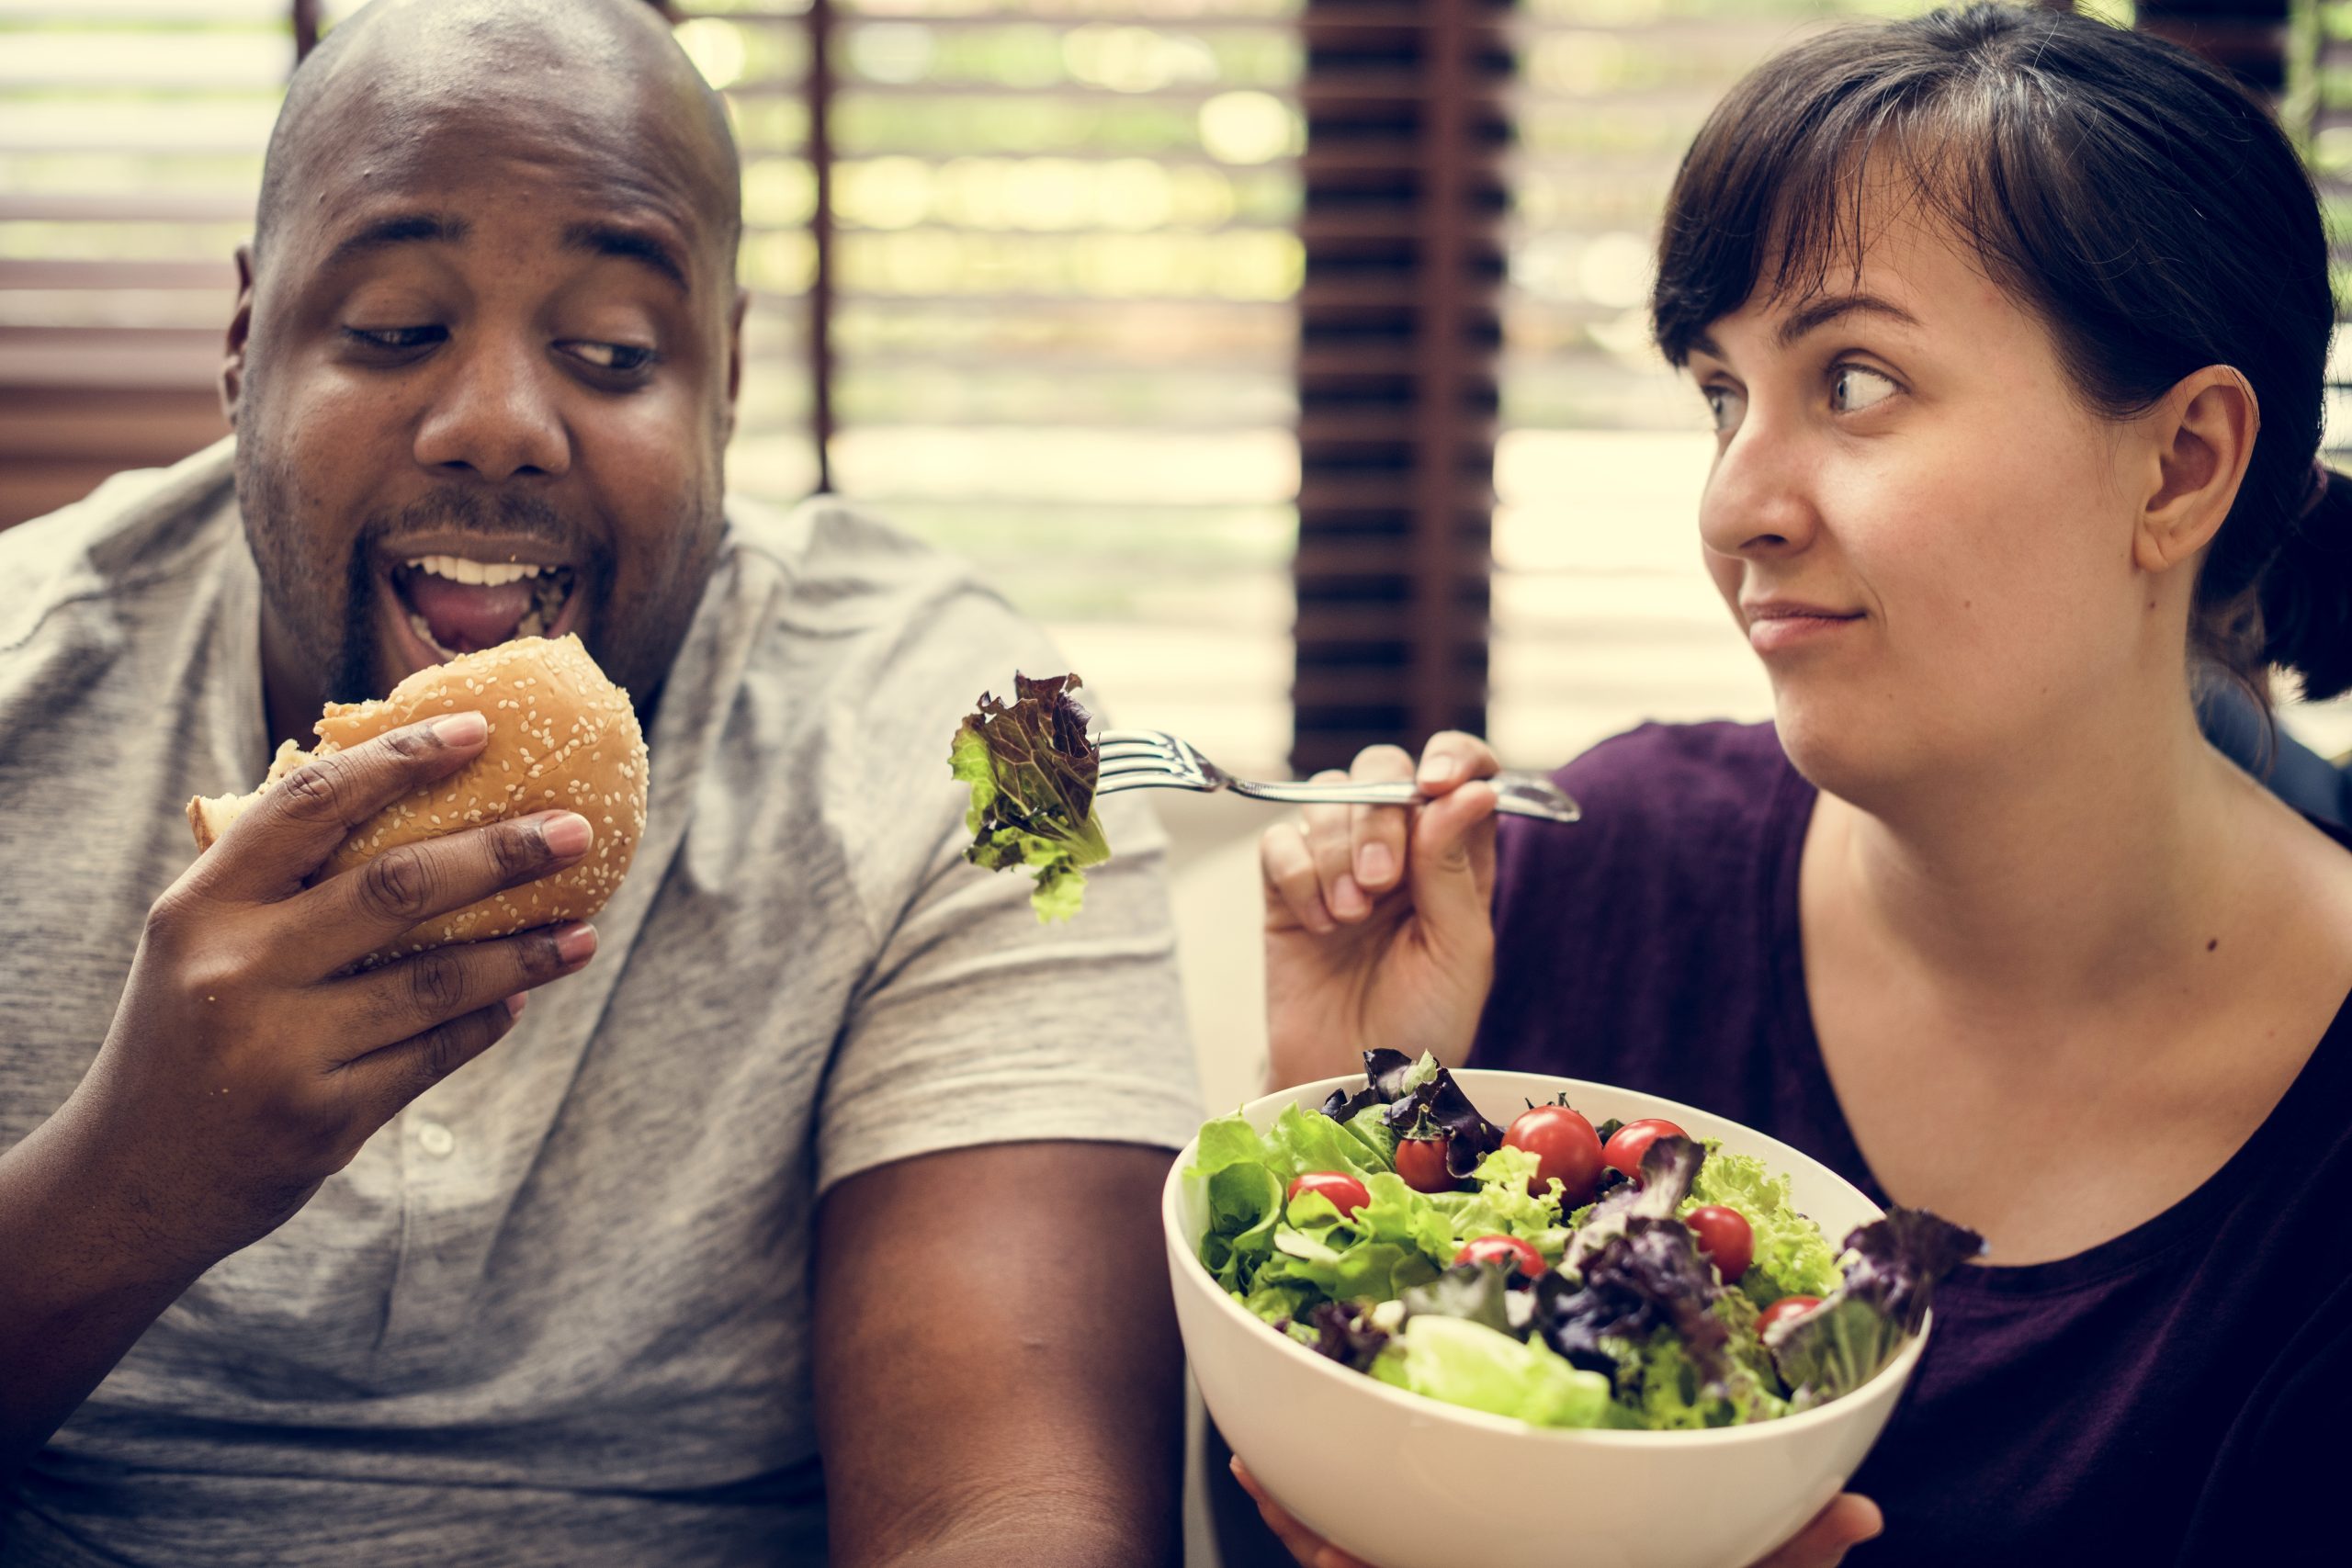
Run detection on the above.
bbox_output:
[1683,1149,1842,1304]
[1198,1162,1283,1293]
[1255,1186,1441,1303]
[1398,1260,1524,1337]
[1188,1114,1287,1292]
[1261,1102,1388,1182]
[949,672,1110,921]
[1374,1315,1613,1428]
[1620,1328,1791,1430]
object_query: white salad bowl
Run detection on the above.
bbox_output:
[1164,1069,1929,1568]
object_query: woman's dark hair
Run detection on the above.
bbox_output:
[1651,2,2352,705]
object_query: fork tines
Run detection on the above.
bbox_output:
[1093,728,1204,792]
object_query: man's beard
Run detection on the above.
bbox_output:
[240,438,721,716]
[326,540,378,705]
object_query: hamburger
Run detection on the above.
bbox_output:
[188,634,648,966]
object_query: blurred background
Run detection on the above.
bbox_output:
[6,2,2352,1562]
[6,0,2350,778]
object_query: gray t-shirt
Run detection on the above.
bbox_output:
[0,442,1202,1566]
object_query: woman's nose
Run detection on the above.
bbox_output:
[1697,421,1822,564]
[412,333,571,483]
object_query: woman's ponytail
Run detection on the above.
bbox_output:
[2257,464,2352,703]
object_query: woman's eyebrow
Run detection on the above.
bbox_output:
[1687,293,1922,366]
[1775,292,1920,348]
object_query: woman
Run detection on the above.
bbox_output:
[1243,6,2352,1564]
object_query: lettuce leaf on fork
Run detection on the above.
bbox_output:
[949,671,1112,921]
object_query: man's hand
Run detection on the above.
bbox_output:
[813,1141,1183,1568]
[1233,1460,1883,1568]
[1260,733,1501,1089]
[0,711,600,1473]
[78,709,602,1264]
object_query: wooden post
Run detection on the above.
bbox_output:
[1290,0,1510,775]
[807,0,836,494]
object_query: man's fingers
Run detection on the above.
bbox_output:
[1261,821,1335,934]
[277,809,593,973]
[197,713,491,901]
[1755,1495,1883,1568]
[334,996,524,1122]
[1345,745,1414,897]
[1413,728,1499,796]
[321,920,597,1056]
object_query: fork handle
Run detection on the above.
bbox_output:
[1228,771,1581,824]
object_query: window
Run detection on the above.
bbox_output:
[1,0,1304,775]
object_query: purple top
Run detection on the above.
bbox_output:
[1471,722,2351,1563]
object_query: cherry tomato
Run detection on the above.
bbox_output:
[1503,1105,1604,1205]
[1757,1295,1822,1336]
[1684,1204,1754,1282]
[1395,1136,1455,1193]
[1285,1171,1372,1219]
[1602,1117,1689,1181]
[1453,1235,1545,1279]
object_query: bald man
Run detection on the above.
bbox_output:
[0,3,1198,1563]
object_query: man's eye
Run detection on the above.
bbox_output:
[561,342,656,374]
[1831,365,1899,413]
[344,325,446,353]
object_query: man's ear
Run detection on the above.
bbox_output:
[722,285,748,444]
[221,243,256,427]
[2132,365,2258,576]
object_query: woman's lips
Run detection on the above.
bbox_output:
[1745,605,1863,654]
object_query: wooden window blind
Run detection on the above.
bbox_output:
[4,0,1304,775]
[0,0,293,525]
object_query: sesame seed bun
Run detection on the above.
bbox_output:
[187,634,649,967]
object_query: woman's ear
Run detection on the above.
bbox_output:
[2132,365,2258,575]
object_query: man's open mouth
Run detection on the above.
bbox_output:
[390,553,580,660]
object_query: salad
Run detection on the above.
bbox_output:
[1190,1051,1983,1430]
[949,671,1110,921]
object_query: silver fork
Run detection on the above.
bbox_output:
[1093,728,1581,823]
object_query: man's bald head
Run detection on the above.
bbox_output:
[254,0,740,272]
[225,0,750,736]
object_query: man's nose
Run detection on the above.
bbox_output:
[412,332,571,482]
[1697,419,1822,564]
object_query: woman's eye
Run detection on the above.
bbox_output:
[1702,384,1747,434]
[562,341,656,374]
[344,325,445,354]
[1831,365,1899,414]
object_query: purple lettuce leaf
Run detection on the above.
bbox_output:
[1294,1300,1391,1372]
[1533,1215,1731,1384]
[947,671,1110,919]
[1767,1207,1985,1406]
[1379,1062,1505,1179]
[1560,1134,1704,1278]
[1317,1048,1418,1122]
